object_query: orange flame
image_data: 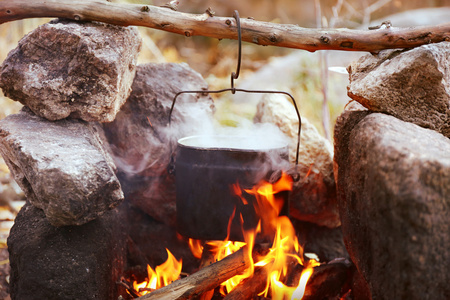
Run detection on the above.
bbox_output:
[132,249,182,296]
[207,239,247,295]
[291,259,321,300]
[245,172,293,238]
[185,171,320,298]
[129,172,320,298]
[146,116,153,128]
[205,213,252,295]
[188,238,204,259]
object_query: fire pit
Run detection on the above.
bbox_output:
[123,171,352,300]
[1,10,353,300]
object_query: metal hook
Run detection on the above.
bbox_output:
[231,10,241,93]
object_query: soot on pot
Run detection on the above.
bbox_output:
[175,134,291,241]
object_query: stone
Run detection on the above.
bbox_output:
[125,203,199,276]
[347,42,450,138]
[7,202,127,300]
[0,19,142,122]
[293,220,349,263]
[334,110,450,299]
[0,107,123,226]
[254,93,339,228]
[103,63,215,226]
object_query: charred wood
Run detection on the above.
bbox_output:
[137,244,269,300]
[222,264,271,300]
[302,259,354,300]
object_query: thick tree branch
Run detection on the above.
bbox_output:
[1,0,450,52]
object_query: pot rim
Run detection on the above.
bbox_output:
[177,134,288,152]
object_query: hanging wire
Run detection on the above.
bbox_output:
[169,10,302,166]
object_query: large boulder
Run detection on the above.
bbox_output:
[334,110,450,299]
[0,107,123,226]
[347,42,450,138]
[0,19,142,122]
[255,93,339,228]
[103,63,215,226]
[8,202,127,300]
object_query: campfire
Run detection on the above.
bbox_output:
[0,9,357,300]
[120,172,346,300]
[116,14,341,298]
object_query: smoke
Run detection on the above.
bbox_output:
[106,92,293,180]
[171,106,292,183]
[103,81,292,226]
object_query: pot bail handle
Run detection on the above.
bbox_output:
[168,10,302,172]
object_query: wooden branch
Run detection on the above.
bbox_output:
[293,259,354,300]
[137,245,251,300]
[1,0,450,52]
[223,264,271,300]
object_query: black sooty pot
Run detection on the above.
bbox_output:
[175,135,289,241]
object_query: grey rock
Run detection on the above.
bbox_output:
[293,220,349,263]
[334,110,450,299]
[0,107,124,226]
[103,63,214,226]
[347,42,450,138]
[126,203,200,275]
[8,202,127,300]
[0,19,142,122]
[254,93,340,228]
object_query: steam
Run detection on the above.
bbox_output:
[105,90,292,227]
[108,94,293,178]
[168,102,292,183]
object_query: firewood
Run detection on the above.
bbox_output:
[223,263,271,300]
[197,243,219,300]
[300,259,354,300]
[137,244,269,300]
[1,0,450,52]
[224,253,301,300]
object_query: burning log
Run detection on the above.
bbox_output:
[223,263,271,300]
[197,242,220,300]
[221,257,353,300]
[288,259,354,300]
[137,245,268,300]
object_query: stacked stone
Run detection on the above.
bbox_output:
[254,93,348,263]
[335,43,450,299]
[0,18,215,299]
[0,20,142,300]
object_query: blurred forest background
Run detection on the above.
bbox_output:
[0,0,449,297]
[1,0,450,127]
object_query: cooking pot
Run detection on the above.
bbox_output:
[175,135,289,241]
[167,9,302,241]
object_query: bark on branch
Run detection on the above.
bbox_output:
[1,0,450,52]
[137,243,270,300]
[137,245,251,300]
